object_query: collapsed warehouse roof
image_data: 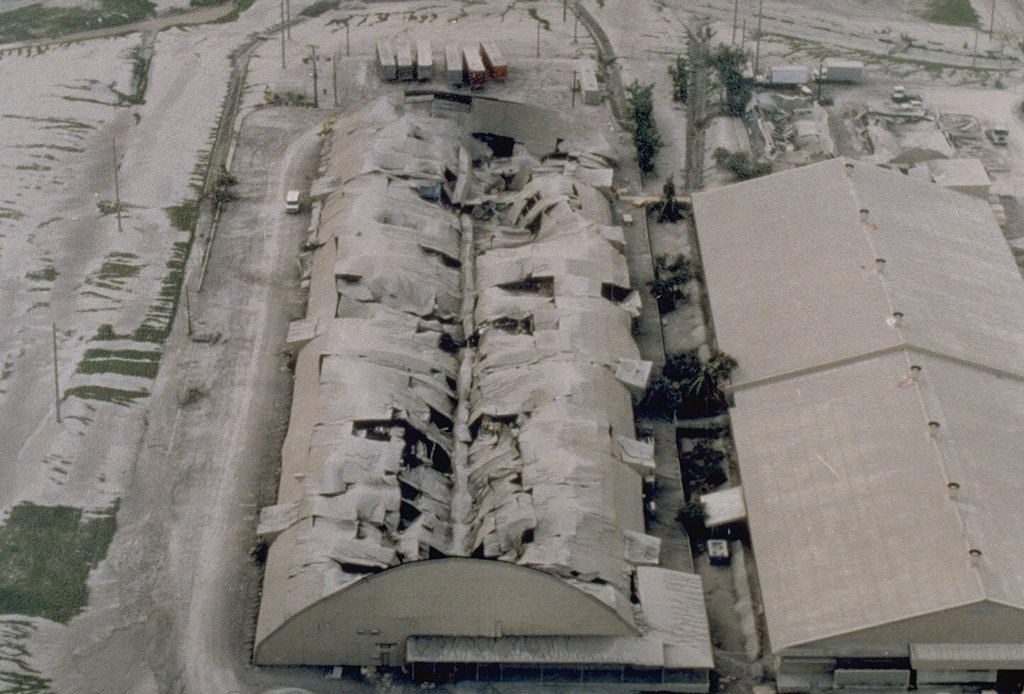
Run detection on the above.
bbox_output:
[254,96,712,679]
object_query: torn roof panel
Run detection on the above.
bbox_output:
[257,100,696,665]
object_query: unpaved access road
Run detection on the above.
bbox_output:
[34,105,326,694]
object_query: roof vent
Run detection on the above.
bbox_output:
[969,548,982,567]
[861,208,870,223]
[947,482,960,499]
[910,365,921,372]
[875,258,886,270]
[928,421,940,432]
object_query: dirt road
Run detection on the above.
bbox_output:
[40,105,325,694]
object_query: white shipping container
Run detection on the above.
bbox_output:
[416,40,433,80]
[377,40,396,81]
[396,42,414,81]
[445,45,462,85]
[770,65,810,85]
[823,58,864,83]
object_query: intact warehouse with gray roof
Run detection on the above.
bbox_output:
[693,158,1024,691]
[254,96,713,689]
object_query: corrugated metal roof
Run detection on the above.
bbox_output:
[698,486,746,528]
[256,102,690,662]
[693,158,1024,651]
[911,642,1024,668]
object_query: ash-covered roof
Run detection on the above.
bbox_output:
[693,158,1024,652]
[255,98,704,665]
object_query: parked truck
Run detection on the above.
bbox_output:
[818,58,864,83]
[890,85,921,103]
[756,65,811,87]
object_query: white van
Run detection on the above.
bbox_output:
[285,190,301,213]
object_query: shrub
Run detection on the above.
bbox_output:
[639,349,738,419]
[655,176,686,222]
[647,253,695,314]
[676,499,708,535]
[668,54,689,102]
[713,147,772,180]
[626,80,661,174]
[708,44,751,116]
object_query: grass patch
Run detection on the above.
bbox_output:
[0,619,52,693]
[76,347,160,379]
[134,239,189,342]
[0,501,118,623]
[96,200,124,216]
[923,0,979,27]
[109,44,151,106]
[527,7,550,30]
[210,0,257,23]
[299,0,339,17]
[18,143,85,154]
[63,384,149,405]
[0,0,154,44]
[164,200,200,232]
[25,265,57,282]
[85,251,141,291]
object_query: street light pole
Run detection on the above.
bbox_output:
[755,0,764,75]
[308,44,319,108]
[732,0,739,45]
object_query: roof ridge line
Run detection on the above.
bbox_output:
[729,341,1024,394]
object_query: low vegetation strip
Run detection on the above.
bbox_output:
[75,347,161,379]
[0,501,118,624]
[0,620,51,694]
[0,0,155,44]
[923,0,979,27]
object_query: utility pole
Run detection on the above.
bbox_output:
[536,19,541,58]
[52,323,61,424]
[345,20,350,56]
[286,0,291,39]
[111,138,122,233]
[973,23,980,66]
[563,0,567,22]
[279,0,286,68]
[997,33,1005,83]
[754,0,764,75]
[571,70,577,107]
[990,0,996,39]
[333,53,338,107]
[817,58,823,101]
[741,19,746,52]
[732,0,739,45]
[685,24,710,192]
[185,286,193,336]
[574,1,579,43]
[308,44,319,108]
